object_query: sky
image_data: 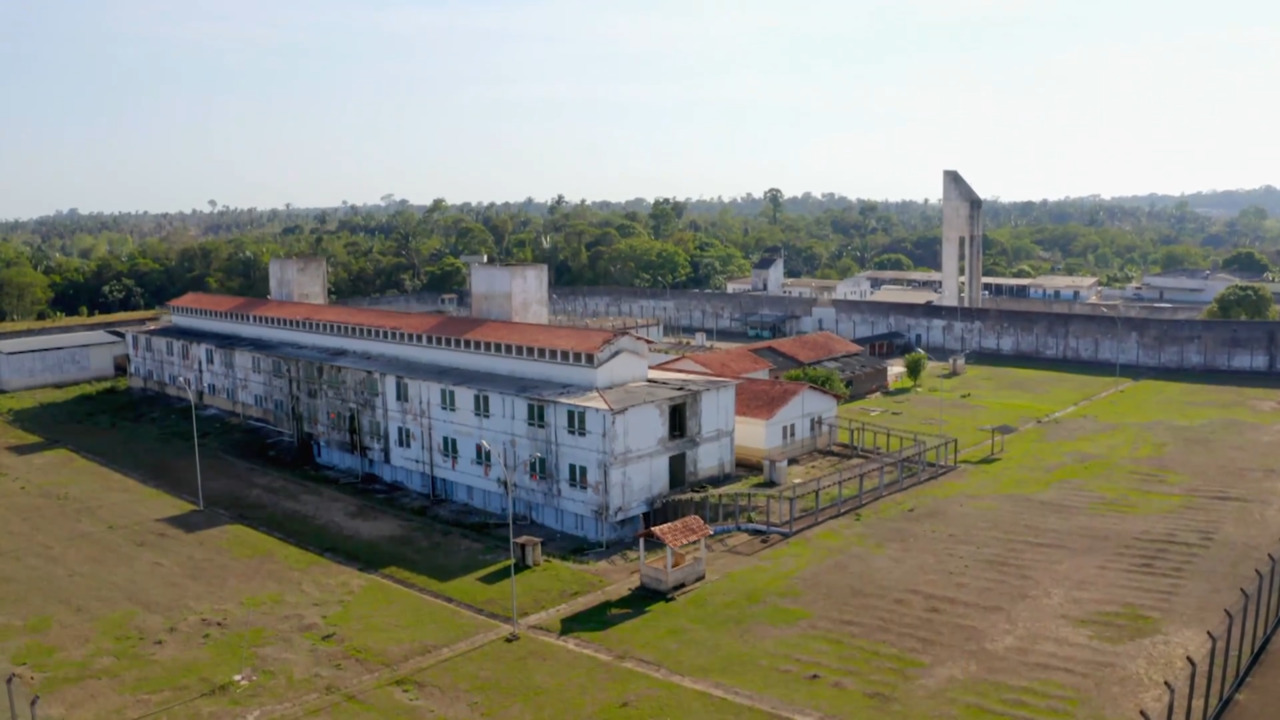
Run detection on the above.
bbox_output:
[1,0,1277,219]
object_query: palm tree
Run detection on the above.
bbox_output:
[764,188,784,225]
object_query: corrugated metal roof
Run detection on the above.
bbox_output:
[0,330,125,355]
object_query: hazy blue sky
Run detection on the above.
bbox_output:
[1,0,1276,218]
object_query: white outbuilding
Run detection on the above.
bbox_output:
[0,331,128,392]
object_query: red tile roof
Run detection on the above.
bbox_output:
[733,378,840,420]
[745,332,863,364]
[167,292,622,354]
[642,515,713,547]
[654,349,774,377]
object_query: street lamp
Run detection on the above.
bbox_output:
[482,440,538,640]
[178,377,205,511]
[1099,306,1122,382]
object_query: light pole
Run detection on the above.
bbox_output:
[1099,306,1122,382]
[482,440,537,640]
[178,377,205,510]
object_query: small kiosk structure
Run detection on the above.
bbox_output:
[638,516,713,594]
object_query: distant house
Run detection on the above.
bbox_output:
[751,253,785,295]
[1028,275,1100,302]
[0,330,127,392]
[1123,270,1280,305]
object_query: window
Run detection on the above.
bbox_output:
[165,340,174,357]
[365,375,379,396]
[131,335,139,352]
[396,426,413,449]
[440,436,459,460]
[181,344,190,361]
[584,353,594,365]
[474,443,492,467]
[225,386,235,401]
[473,393,490,418]
[782,423,797,443]
[529,455,547,480]
[567,409,586,436]
[220,350,233,366]
[252,356,262,373]
[272,359,284,375]
[273,398,285,413]
[146,369,155,380]
[205,348,215,365]
[526,403,546,429]
[810,416,819,436]
[369,419,381,437]
[167,373,177,386]
[568,463,587,490]
[144,337,153,353]
[668,403,687,440]
[439,388,457,412]
[206,382,216,395]
[395,377,409,403]
[254,394,265,409]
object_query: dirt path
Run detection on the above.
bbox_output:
[528,628,836,720]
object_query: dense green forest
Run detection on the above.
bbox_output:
[1,188,1278,322]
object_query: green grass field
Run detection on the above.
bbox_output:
[842,361,1125,450]
[319,637,775,720]
[0,382,607,617]
[547,374,1280,719]
[0,414,492,719]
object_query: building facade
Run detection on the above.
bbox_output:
[0,330,127,391]
[126,292,735,541]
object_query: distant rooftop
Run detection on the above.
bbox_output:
[0,330,124,355]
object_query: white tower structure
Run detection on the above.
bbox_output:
[941,171,984,308]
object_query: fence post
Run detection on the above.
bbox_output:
[734,493,740,526]
[1184,656,1196,720]
[837,478,843,512]
[765,496,771,527]
[1254,570,1265,655]
[1221,610,1234,707]
[1140,712,1152,720]
[1163,681,1176,720]
[6,674,16,720]
[858,473,864,504]
[27,697,36,720]
[1267,554,1277,626]
[813,488,820,517]
[789,494,796,534]
[878,464,885,496]
[1238,590,1250,681]
[1203,631,1216,720]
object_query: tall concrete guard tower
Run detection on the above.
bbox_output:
[941,170,984,308]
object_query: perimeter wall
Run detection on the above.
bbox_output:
[549,287,1280,373]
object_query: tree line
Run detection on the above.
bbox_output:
[1,189,1278,322]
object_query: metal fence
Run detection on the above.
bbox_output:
[1140,552,1280,720]
[5,673,39,720]
[651,421,958,532]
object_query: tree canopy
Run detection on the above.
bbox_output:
[782,367,848,397]
[2,188,1280,321]
[1204,284,1277,320]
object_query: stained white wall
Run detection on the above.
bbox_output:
[0,342,123,391]
[764,389,837,449]
[470,264,549,324]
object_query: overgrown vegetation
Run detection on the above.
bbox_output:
[1,188,1278,320]
[782,366,848,397]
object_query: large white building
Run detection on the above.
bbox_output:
[126,271,735,542]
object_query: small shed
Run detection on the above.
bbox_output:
[512,536,543,567]
[638,516,713,594]
[0,330,127,392]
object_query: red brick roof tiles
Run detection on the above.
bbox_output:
[733,378,840,420]
[745,332,863,364]
[654,349,774,377]
[642,515,713,547]
[167,292,622,354]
